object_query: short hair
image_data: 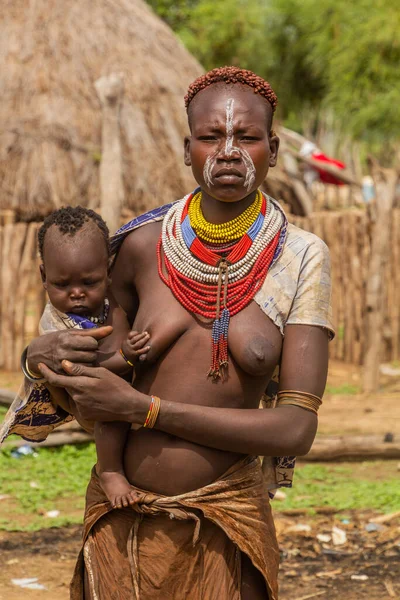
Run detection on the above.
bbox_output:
[185,66,278,113]
[38,206,110,260]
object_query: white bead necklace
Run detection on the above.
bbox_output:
[161,193,284,285]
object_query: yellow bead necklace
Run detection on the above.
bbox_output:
[188,190,262,244]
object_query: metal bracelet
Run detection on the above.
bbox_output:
[21,346,46,383]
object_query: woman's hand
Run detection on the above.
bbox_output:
[27,326,113,374]
[37,361,149,425]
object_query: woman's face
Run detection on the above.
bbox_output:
[184,84,279,204]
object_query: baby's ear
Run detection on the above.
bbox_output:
[39,264,47,288]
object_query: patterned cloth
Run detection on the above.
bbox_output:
[0,303,99,444]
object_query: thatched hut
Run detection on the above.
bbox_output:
[0,0,203,221]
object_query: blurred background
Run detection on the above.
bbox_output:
[0,1,399,598]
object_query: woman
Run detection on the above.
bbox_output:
[27,67,334,599]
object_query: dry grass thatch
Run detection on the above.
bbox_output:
[0,0,203,219]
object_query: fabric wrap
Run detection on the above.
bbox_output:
[0,303,98,444]
[70,456,280,600]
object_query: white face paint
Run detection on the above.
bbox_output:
[203,151,218,188]
[225,98,235,156]
[202,98,256,192]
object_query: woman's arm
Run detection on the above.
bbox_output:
[153,324,328,456]
[38,325,328,457]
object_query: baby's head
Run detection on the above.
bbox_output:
[38,206,111,317]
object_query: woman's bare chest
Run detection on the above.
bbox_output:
[134,265,282,377]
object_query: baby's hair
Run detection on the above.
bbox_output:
[185,66,278,112]
[38,206,110,260]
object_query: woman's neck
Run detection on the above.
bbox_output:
[200,189,258,224]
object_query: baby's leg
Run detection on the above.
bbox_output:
[95,421,140,509]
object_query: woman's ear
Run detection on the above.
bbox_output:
[184,136,192,166]
[268,130,280,167]
[39,264,47,289]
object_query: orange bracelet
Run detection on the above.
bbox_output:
[143,396,161,429]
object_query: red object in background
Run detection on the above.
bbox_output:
[311,151,346,186]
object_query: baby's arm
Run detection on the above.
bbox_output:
[96,293,150,374]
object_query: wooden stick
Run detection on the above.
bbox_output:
[297,591,327,600]
[288,147,361,187]
[0,225,3,368]
[362,168,398,392]
[383,579,396,599]
[13,223,37,369]
[371,511,400,525]
[0,388,15,407]
[3,431,94,449]
[303,435,400,461]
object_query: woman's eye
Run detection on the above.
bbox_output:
[199,136,217,142]
[241,137,258,142]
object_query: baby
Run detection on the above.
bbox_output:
[37,206,149,509]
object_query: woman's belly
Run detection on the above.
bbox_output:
[121,311,279,496]
[123,428,243,496]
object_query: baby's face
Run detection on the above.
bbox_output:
[41,228,110,317]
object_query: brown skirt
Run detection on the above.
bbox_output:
[70,456,280,600]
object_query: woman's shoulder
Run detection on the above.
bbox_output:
[110,200,178,256]
[284,222,330,258]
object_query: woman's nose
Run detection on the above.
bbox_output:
[217,145,241,162]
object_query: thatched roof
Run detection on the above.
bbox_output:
[0,0,202,219]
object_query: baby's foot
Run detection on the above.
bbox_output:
[98,471,140,509]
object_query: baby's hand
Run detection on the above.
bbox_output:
[121,331,151,364]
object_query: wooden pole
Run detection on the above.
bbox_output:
[303,434,400,461]
[288,148,361,187]
[13,223,38,369]
[362,167,398,392]
[95,72,125,236]
[281,151,314,216]
[0,225,3,368]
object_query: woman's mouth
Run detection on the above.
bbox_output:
[214,169,243,185]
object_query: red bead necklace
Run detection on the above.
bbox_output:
[158,192,284,378]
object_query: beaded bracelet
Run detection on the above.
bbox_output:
[143,395,161,429]
[119,347,134,368]
[21,347,46,383]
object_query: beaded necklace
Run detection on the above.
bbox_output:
[158,191,287,379]
[88,297,110,324]
[188,190,263,243]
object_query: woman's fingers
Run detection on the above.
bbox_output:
[79,326,113,340]
[61,361,105,378]
[37,363,75,388]
[61,350,98,364]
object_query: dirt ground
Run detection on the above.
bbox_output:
[0,510,398,600]
[0,361,399,599]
